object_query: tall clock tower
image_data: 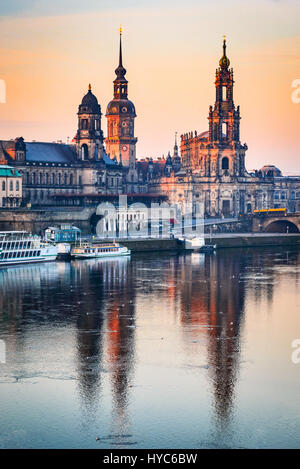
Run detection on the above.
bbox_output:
[105,29,137,168]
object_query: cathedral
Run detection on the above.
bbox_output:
[145,38,300,216]
[0,35,299,215]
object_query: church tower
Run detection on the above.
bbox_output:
[208,38,246,177]
[172,132,181,172]
[105,28,137,168]
[75,84,104,161]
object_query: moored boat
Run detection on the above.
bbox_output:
[71,242,130,259]
[0,231,58,266]
[57,242,71,260]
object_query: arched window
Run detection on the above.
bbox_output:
[222,157,229,170]
[64,173,68,185]
[81,144,88,160]
[16,181,20,191]
[81,119,88,130]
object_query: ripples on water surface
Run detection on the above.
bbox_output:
[0,247,300,448]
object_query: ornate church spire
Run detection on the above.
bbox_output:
[114,26,128,98]
[173,131,179,157]
[119,26,123,67]
[219,36,230,70]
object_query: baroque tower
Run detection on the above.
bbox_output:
[208,38,247,177]
[75,84,104,161]
[105,28,137,168]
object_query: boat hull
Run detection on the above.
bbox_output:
[72,251,131,259]
[71,242,130,259]
[0,255,57,266]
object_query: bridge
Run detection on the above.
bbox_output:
[252,212,300,233]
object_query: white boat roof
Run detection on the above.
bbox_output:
[0,231,29,234]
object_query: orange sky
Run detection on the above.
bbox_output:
[0,1,299,173]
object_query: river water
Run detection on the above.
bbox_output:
[0,247,300,449]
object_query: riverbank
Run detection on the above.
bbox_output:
[208,232,300,249]
[90,233,300,252]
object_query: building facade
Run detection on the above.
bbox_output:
[0,165,22,208]
[0,36,299,215]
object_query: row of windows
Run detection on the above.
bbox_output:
[0,241,33,250]
[1,198,21,207]
[0,250,40,259]
[274,191,300,200]
[80,119,100,130]
[1,180,20,192]
[25,172,75,186]
[25,189,76,201]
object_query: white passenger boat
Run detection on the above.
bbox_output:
[0,231,58,266]
[71,242,130,259]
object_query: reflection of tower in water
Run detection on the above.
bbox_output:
[179,251,247,429]
[74,260,106,421]
[205,252,246,428]
[104,258,136,437]
[73,257,136,434]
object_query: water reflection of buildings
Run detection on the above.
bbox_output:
[0,262,71,364]
[170,252,245,427]
[174,248,300,430]
[71,258,136,434]
[0,258,136,435]
[1,248,300,442]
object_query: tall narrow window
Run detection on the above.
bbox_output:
[222,157,229,170]
[222,122,227,138]
[222,86,227,101]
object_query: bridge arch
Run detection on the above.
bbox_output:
[90,213,103,234]
[264,219,299,233]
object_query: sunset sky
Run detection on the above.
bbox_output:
[0,0,299,173]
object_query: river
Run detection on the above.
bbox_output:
[0,247,300,448]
